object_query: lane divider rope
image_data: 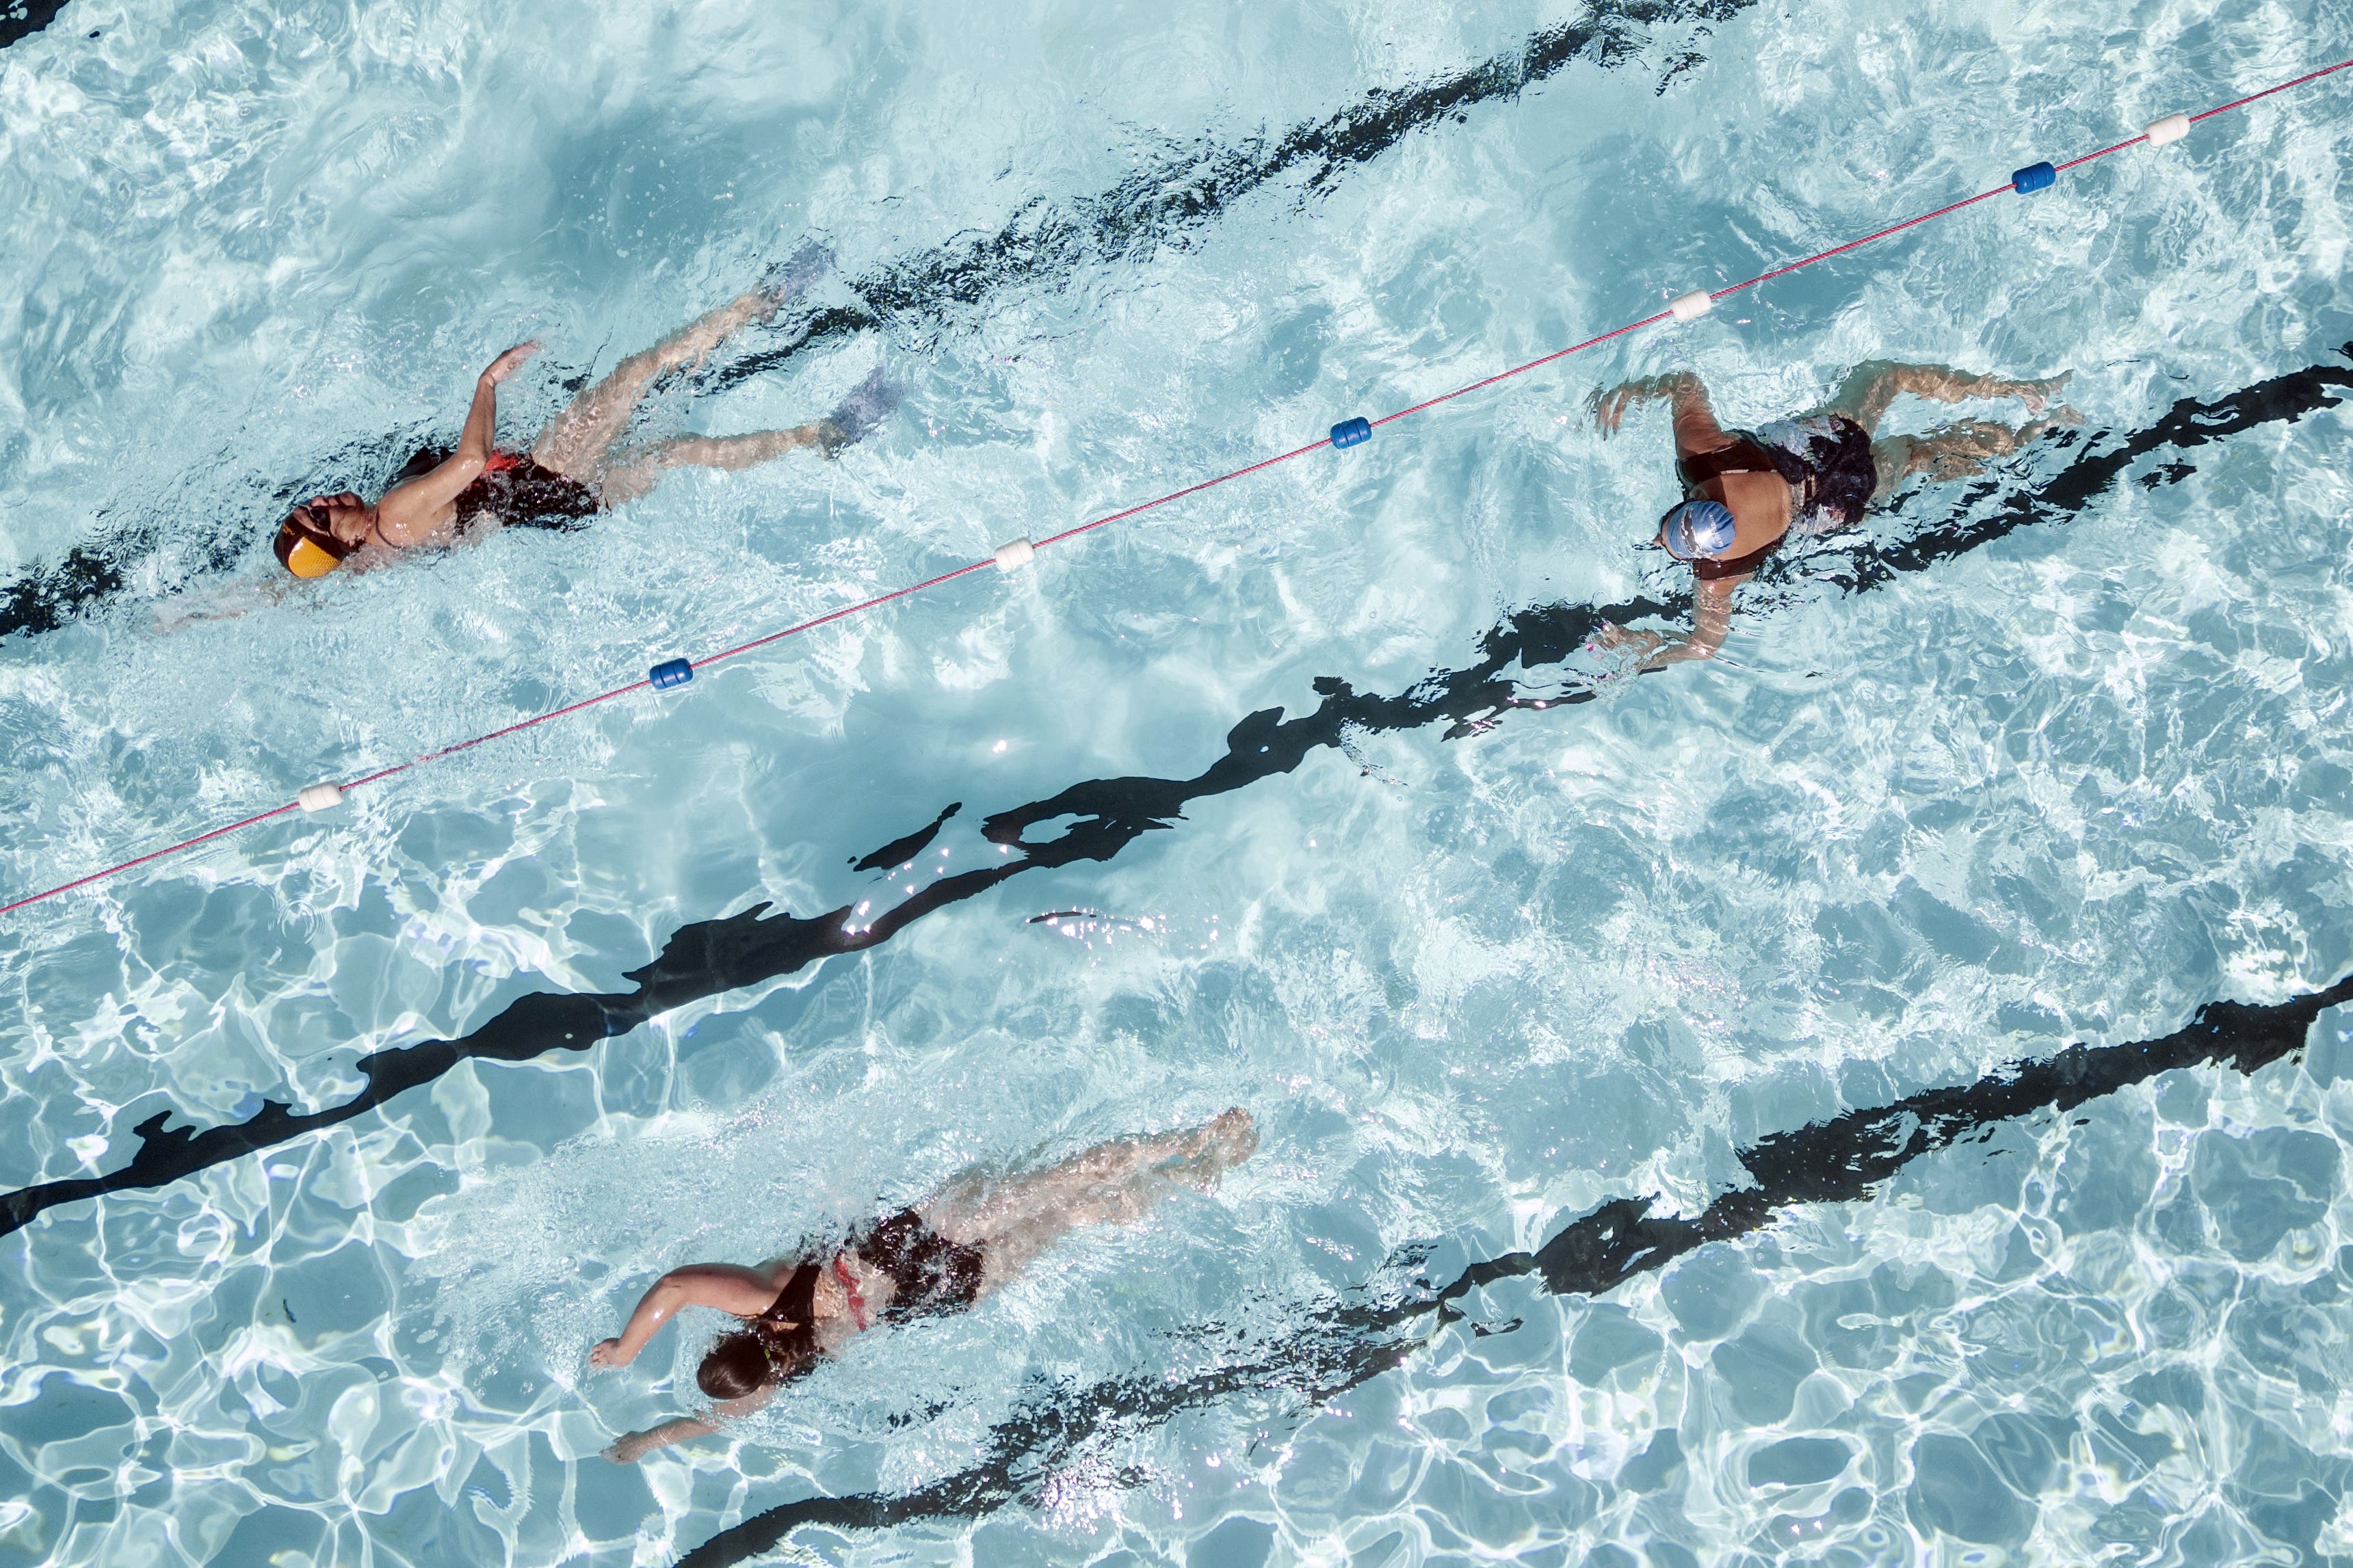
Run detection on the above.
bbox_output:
[7,57,2349,920]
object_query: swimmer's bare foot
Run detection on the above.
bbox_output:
[2018,406,2083,442]
[2008,371,2071,416]
[759,239,833,315]
[1165,1108,1257,1187]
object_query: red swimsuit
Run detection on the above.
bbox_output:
[833,1258,871,1331]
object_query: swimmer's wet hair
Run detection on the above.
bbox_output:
[698,1329,817,1400]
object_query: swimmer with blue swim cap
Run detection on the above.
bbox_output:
[1659,499,1739,562]
[1588,362,2075,666]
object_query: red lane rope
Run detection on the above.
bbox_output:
[2191,56,2353,121]
[8,56,2350,920]
[1032,436,1339,551]
[0,803,304,916]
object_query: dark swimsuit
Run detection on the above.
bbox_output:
[753,1262,823,1377]
[856,1209,986,1323]
[752,1211,985,1367]
[1676,416,1877,580]
[395,447,600,534]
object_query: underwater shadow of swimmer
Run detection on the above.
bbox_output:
[1,347,2347,1240]
[670,970,2353,1565]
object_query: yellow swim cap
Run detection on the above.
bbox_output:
[274,511,352,577]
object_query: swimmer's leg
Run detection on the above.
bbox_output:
[532,250,828,479]
[1822,362,2071,434]
[918,1109,1257,1291]
[596,426,834,505]
[534,292,778,477]
[582,365,898,505]
[1869,410,2077,495]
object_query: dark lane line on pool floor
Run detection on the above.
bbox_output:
[714,0,1753,378]
[672,970,2353,1564]
[2,346,2343,1241]
[0,1,1752,637]
[0,0,69,51]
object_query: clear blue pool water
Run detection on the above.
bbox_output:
[4,1,2353,1564]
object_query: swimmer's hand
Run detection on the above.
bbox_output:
[602,1433,653,1464]
[2016,371,2071,416]
[482,341,543,386]
[588,1336,631,1370]
[1588,373,1692,438]
[1589,384,1641,438]
[1590,622,1664,657]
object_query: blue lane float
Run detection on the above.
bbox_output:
[1330,416,1373,449]
[2012,160,2057,194]
[649,658,695,690]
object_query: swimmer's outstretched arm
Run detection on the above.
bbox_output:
[153,574,293,633]
[1655,574,1737,665]
[1595,574,1739,669]
[588,1262,779,1370]
[371,341,542,546]
[603,1389,772,1464]
[1590,371,1733,456]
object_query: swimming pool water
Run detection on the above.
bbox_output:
[4,1,2353,1564]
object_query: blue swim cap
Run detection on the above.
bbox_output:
[1662,500,1737,559]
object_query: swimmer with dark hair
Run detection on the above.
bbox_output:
[587,1108,1258,1463]
[270,245,896,579]
[1586,362,2075,665]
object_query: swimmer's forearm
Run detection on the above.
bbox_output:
[1640,582,1734,667]
[1646,636,1720,667]
[607,1416,718,1463]
[456,371,501,465]
[606,1277,688,1363]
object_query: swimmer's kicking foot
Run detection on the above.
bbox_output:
[759,239,834,311]
[813,367,902,459]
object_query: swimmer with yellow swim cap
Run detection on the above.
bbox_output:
[272,490,372,577]
[270,245,893,579]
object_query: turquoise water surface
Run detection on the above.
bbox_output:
[4,1,2353,1565]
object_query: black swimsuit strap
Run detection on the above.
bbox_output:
[1692,535,1784,581]
[761,1263,819,1329]
[1677,436,1780,488]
